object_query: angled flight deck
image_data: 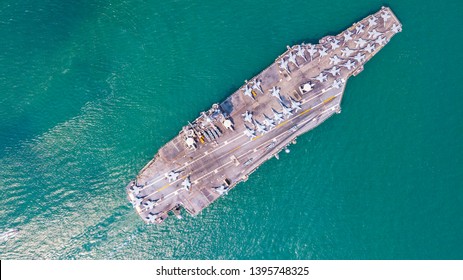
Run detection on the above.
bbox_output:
[126,7,402,224]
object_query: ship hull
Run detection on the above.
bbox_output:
[126,7,402,224]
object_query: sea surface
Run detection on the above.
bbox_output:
[1,0,462,259]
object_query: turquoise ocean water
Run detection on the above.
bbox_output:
[1,0,462,259]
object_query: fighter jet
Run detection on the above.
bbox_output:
[289,97,302,112]
[318,46,328,58]
[263,114,275,128]
[343,60,356,70]
[252,78,263,93]
[332,79,343,89]
[131,186,141,196]
[355,38,367,48]
[381,12,391,25]
[368,29,381,39]
[132,196,143,208]
[242,110,253,124]
[278,58,290,73]
[213,184,229,196]
[145,212,159,223]
[306,44,317,59]
[392,23,402,33]
[279,101,293,117]
[355,24,365,34]
[330,38,340,50]
[343,30,353,42]
[269,86,282,101]
[329,55,342,65]
[181,177,191,191]
[243,126,256,139]
[254,120,267,134]
[353,52,365,63]
[288,52,299,67]
[165,171,180,182]
[341,47,354,57]
[296,45,307,61]
[328,66,340,76]
[368,16,377,27]
[144,199,156,210]
[315,73,327,83]
[375,36,387,46]
[242,84,254,99]
[272,108,284,124]
[365,43,376,54]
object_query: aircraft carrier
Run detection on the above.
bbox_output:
[126,7,402,224]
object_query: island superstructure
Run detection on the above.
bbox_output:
[126,7,402,224]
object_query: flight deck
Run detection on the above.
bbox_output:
[126,7,402,224]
